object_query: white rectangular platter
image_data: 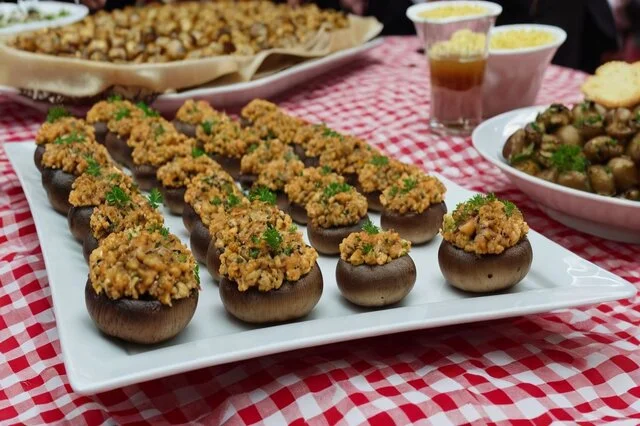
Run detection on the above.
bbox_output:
[5,141,635,395]
[0,38,383,115]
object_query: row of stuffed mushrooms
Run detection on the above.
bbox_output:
[503,102,640,200]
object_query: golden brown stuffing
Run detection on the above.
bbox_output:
[380,173,446,214]
[241,99,280,123]
[240,139,294,175]
[284,166,344,205]
[358,156,419,194]
[216,203,316,291]
[196,116,260,158]
[183,171,237,207]
[130,126,195,167]
[250,110,308,142]
[318,136,378,174]
[441,194,529,255]
[89,229,199,306]
[254,158,305,191]
[105,106,146,137]
[86,99,137,124]
[194,185,248,227]
[175,99,219,124]
[303,125,344,158]
[69,166,136,207]
[89,193,164,241]
[340,226,411,266]
[306,182,368,228]
[35,117,96,145]
[156,154,222,188]
[41,141,111,175]
[12,2,348,63]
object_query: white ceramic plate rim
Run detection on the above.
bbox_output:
[406,1,502,25]
[472,105,640,210]
[488,24,567,55]
[0,1,88,35]
[5,141,635,394]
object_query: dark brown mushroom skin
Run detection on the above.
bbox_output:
[288,202,308,225]
[364,191,382,212]
[536,168,558,183]
[189,217,211,264]
[205,239,223,282]
[93,122,108,145]
[41,167,76,215]
[438,238,533,293]
[307,216,370,255]
[182,203,198,233]
[209,154,241,180]
[587,165,616,196]
[219,262,323,324]
[293,144,319,167]
[381,202,447,245]
[104,132,133,168]
[34,145,45,172]
[342,172,359,187]
[83,232,99,263]
[502,128,527,160]
[171,120,197,138]
[557,171,590,191]
[131,164,160,191]
[85,279,198,344]
[67,205,95,242]
[160,185,186,215]
[336,256,416,307]
[608,156,639,191]
[275,191,290,212]
[238,173,257,190]
[583,136,624,163]
[627,134,640,164]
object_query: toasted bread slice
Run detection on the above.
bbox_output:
[581,61,640,108]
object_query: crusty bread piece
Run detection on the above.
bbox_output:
[581,61,640,108]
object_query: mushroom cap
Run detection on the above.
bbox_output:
[438,238,533,293]
[67,205,95,242]
[85,279,198,344]
[171,120,197,138]
[288,202,308,225]
[93,122,108,145]
[209,154,241,180]
[182,203,198,233]
[364,190,382,212]
[336,256,416,307]
[381,202,447,245]
[105,132,133,168]
[83,232,99,264]
[189,217,211,264]
[219,262,323,323]
[307,216,370,255]
[205,239,223,282]
[131,164,160,192]
[161,185,186,215]
[41,167,76,216]
[34,145,45,172]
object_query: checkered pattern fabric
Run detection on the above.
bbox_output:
[1,37,639,425]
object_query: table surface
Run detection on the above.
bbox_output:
[1,36,639,425]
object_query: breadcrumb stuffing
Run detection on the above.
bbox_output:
[157,155,223,188]
[89,193,164,241]
[196,115,260,158]
[340,229,411,266]
[240,139,294,174]
[254,158,305,191]
[284,166,345,206]
[86,100,137,124]
[89,229,199,306]
[69,167,135,206]
[441,195,529,255]
[358,157,420,194]
[36,117,96,145]
[130,123,195,166]
[175,99,220,124]
[380,173,446,214]
[306,183,368,228]
[41,142,112,175]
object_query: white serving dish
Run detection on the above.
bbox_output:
[6,141,635,394]
[483,24,566,118]
[472,105,640,244]
[0,38,383,115]
[0,1,88,36]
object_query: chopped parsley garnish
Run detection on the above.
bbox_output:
[320,165,332,175]
[453,193,520,225]
[210,196,222,206]
[154,124,165,138]
[249,247,261,258]
[176,252,188,263]
[147,188,163,209]
[283,246,294,256]
[192,147,206,158]
[46,106,70,123]
[194,264,200,284]
[249,187,276,205]
[266,130,277,140]
[362,243,374,255]
[322,127,342,139]
[136,101,159,117]
[84,155,101,177]
[248,143,259,153]
[530,122,542,133]
[370,155,389,166]
[503,200,516,217]
[158,226,170,237]
[107,94,123,103]
[401,178,417,193]
[362,219,379,235]
[105,186,130,207]
[262,225,283,252]
[114,107,131,121]
[226,193,241,208]
[251,235,260,244]
[201,120,215,135]
[389,186,399,197]
[107,173,121,181]
[585,114,603,125]
[53,132,84,145]
[607,138,618,146]
[509,143,535,164]
[288,224,298,233]
[323,182,351,198]
[550,144,588,173]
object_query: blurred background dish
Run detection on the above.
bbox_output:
[472,105,640,244]
[483,24,566,117]
[0,1,88,36]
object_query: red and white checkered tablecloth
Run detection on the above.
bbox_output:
[1,37,640,425]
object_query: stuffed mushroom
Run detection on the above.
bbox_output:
[172,99,220,138]
[284,166,345,224]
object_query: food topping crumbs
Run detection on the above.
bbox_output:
[306,182,368,228]
[130,124,195,167]
[69,166,135,206]
[157,154,222,188]
[89,228,199,306]
[318,136,378,174]
[89,193,164,241]
[196,116,260,158]
[240,139,294,175]
[241,99,280,124]
[86,99,137,124]
[41,142,111,175]
[254,157,305,191]
[357,156,419,193]
[441,193,529,255]
[175,99,220,124]
[36,117,96,145]
[380,173,446,214]
[284,166,345,206]
[183,171,237,207]
[195,185,248,227]
[339,220,411,266]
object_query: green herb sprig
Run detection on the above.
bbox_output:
[201,120,215,136]
[362,219,379,235]
[114,107,131,121]
[262,225,283,253]
[147,188,163,209]
[249,187,277,205]
[54,132,84,145]
[136,101,159,117]
[46,106,70,123]
[323,182,352,198]
[84,155,101,177]
[192,147,206,158]
[370,155,389,166]
[105,186,131,207]
[550,145,588,173]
